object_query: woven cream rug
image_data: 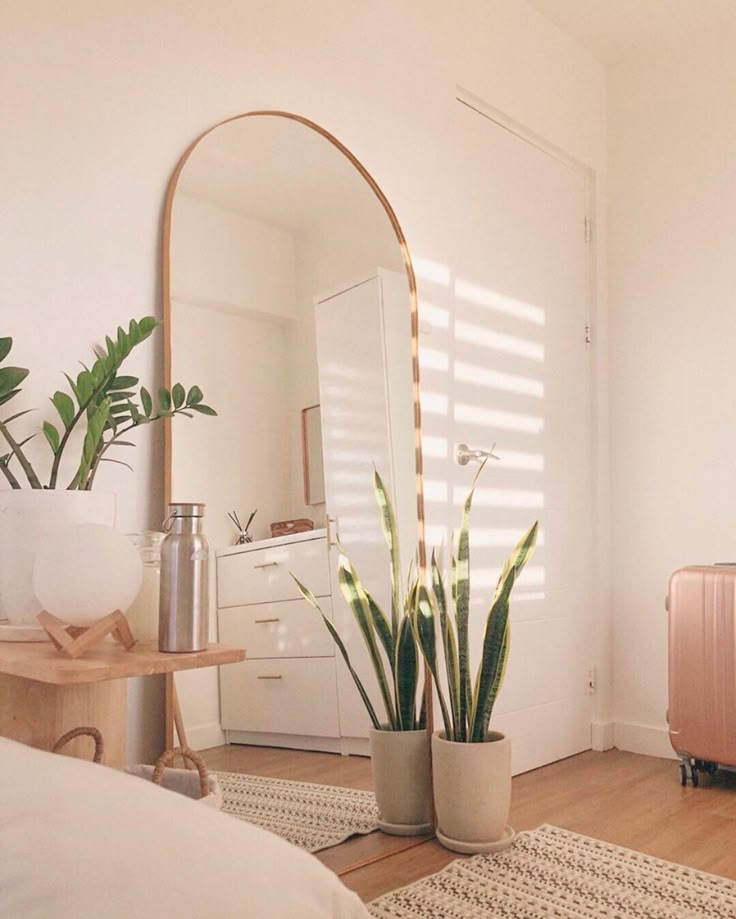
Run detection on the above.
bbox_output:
[215,771,379,852]
[369,824,736,917]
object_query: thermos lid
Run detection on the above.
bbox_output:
[163,503,206,530]
[167,502,205,516]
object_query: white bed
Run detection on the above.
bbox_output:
[0,738,369,918]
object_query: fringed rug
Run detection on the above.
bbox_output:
[369,824,736,917]
[215,771,379,852]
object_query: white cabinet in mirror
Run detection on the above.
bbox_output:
[165,113,423,753]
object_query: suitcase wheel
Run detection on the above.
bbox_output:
[679,764,687,786]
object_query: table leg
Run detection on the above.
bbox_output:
[0,673,128,767]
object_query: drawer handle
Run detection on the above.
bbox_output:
[254,561,279,569]
[254,617,280,624]
[257,674,283,680]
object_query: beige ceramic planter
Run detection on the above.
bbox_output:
[432,730,515,854]
[369,727,433,835]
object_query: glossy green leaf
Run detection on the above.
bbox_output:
[110,402,133,415]
[186,385,203,405]
[52,391,75,430]
[138,316,158,338]
[158,388,171,411]
[90,359,106,386]
[0,389,20,407]
[0,367,29,400]
[75,370,94,405]
[0,338,12,363]
[188,404,217,416]
[140,387,153,417]
[42,421,60,454]
[172,382,185,409]
[108,375,139,391]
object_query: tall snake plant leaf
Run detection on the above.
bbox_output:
[394,611,419,730]
[413,580,453,738]
[432,550,461,741]
[293,576,381,730]
[452,460,487,740]
[373,468,401,638]
[468,521,538,742]
[338,553,398,729]
[365,592,395,675]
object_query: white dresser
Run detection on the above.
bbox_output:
[217,529,352,753]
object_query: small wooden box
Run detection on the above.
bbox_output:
[270,518,314,538]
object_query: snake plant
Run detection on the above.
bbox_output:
[0,317,215,490]
[294,469,425,731]
[414,460,538,743]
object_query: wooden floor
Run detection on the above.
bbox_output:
[202,744,736,903]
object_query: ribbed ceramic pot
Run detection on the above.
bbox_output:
[432,730,515,854]
[369,726,433,835]
[0,490,116,631]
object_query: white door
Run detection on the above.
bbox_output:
[315,272,416,744]
[419,101,594,774]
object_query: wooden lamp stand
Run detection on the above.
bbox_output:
[37,609,136,659]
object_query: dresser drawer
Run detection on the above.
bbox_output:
[220,657,340,737]
[218,598,335,659]
[217,536,330,608]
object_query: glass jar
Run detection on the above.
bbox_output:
[125,531,164,642]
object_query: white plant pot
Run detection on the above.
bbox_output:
[432,730,515,854]
[369,726,433,835]
[0,490,116,634]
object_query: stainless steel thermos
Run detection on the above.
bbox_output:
[159,502,209,652]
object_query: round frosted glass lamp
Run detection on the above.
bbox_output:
[33,524,143,627]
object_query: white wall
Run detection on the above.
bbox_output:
[172,195,296,319]
[608,34,736,757]
[2,0,607,760]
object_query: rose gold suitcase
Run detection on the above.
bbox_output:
[668,565,736,786]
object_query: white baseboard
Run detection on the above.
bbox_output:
[591,720,615,751]
[613,721,677,760]
[224,730,370,757]
[178,722,225,752]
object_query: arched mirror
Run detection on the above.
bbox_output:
[162,113,428,793]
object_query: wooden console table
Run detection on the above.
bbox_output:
[0,640,245,766]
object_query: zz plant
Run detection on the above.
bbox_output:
[294,469,425,732]
[414,460,538,743]
[0,317,215,490]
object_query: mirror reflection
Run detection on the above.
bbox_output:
[167,115,420,771]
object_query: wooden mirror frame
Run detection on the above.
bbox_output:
[160,112,432,839]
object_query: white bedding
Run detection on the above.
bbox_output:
[0,738,369,918]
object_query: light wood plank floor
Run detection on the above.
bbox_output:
[202,745,736,903]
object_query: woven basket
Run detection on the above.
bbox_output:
[52,726,105,762]
[126,747,222,810]
[52,728,221,810]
